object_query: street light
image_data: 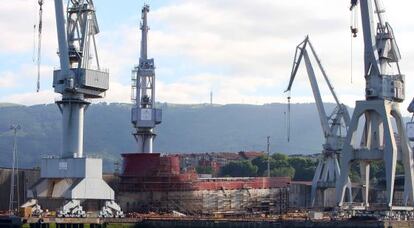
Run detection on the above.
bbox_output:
[267,136,270,178]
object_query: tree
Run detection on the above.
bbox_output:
[271,167,295,178]
[252,153,296,178]
[272,153,288,161]
[270,153,295,178]
[196,166,213,174]
[288,157,317,181]
[252,155,269,176]
[352,161,405,184]
[219,160,258,177]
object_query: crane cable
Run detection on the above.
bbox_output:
[36,0,44,92]
[32,24,36,63]
[286,93,291,143]
[350,0,359,84]
[350,30,353,84]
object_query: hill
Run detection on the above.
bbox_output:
[0,102,347,170]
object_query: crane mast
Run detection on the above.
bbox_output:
[27,0,123,217]
[336,0,414,210]
[53,0,108,158]
[286,36,351,207]
[131,5,162,153]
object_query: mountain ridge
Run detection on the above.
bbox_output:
[0,102,366,171]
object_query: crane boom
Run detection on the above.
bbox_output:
[285,36,349,138]
[307,40,341,107]
[54,0,71,76]
[302,48,331,136]
[285,38,307,93]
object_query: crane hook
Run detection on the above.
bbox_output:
[350,0,359,38]
[350,0,358,11]
[351,27,358,38]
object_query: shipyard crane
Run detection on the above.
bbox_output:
[27,0,122,217]
[131,5,162,153]
[285,36,352,207]
[336,0,414,210]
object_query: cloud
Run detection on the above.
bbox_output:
[1,0,414,118]
[103,81,132,104]
[0,90,56,105]
[0,72,17,88]
[0,0,57,55]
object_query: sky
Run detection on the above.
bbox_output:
[1,0,414,116]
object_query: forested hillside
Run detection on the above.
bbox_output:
[0,102,349,170]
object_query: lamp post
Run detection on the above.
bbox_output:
[267,136,270,178]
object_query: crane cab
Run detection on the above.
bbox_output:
[407,122,414,141]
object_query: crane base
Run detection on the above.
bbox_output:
[28,157,115,200]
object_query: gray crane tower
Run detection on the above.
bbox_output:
[336,0,414,210]
[286,36,352,207]
[131,5,162,153]
[28,0,123,217]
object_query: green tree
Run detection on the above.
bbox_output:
[288,157,317,181]
[251,153,296,178]
[271,167,295,178]
[252,155,269,176]
[219,160,258,177]
[272,153,288,161]
[270,153,295,178]
[370,161,404,179]
[196,166,213,174]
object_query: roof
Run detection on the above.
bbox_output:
[239,151,265,160]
